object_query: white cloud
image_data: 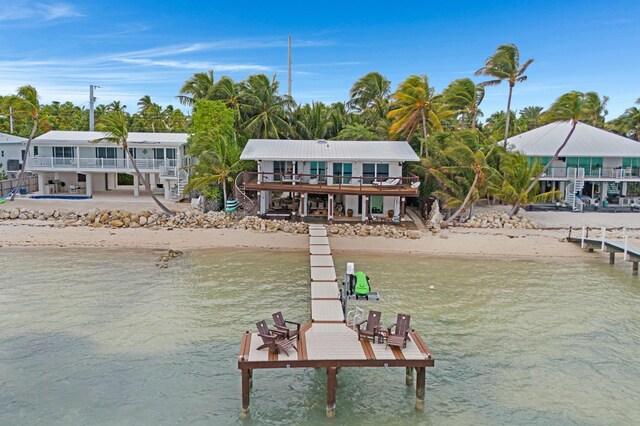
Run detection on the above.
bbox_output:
[112,58,273,72]
[0,1,82,22]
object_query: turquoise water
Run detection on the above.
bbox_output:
[1,248,639,425]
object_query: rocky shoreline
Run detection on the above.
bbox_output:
[0,207,423,239]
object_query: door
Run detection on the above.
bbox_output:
[370,196,384,214]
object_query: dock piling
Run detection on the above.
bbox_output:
[405,367,414,386]
[326,367,337,417]
[609,252,616,265]
[241,369,251,418]
[633,262,638,276]
[415,367,426,411]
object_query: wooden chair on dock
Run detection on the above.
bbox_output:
[386,314,411,349]
[272,311,301,340]
[356,310,382,343]
[256,320,296,355]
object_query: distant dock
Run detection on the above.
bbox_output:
[568,227,640,276]
[238,224,434,417]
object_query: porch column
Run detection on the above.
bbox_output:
[298,193,305,217]
[85,173,93,197]
[150,173,156,190]
[164,182,171,200]
[259,191,267,215]
[37,173,46,195]
[400,197,406,218]
[133,174,140,197]
[302,193,308,217]
[361,196,367,222]
[394,196,401,217]
[328,194,334,222]
[552,181,557,202]
[622,182,628,197]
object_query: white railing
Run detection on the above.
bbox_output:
[28,157,177,172]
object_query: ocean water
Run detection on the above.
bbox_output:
[1,247,639,425]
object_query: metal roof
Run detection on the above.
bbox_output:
[240,139,420,162]
[510,121,640,157]
[0,132,27,144]
[33,130,188,146]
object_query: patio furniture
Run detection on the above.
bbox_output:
[386,314,412,349]
[272,311,301,339]
[356,310,382,343]
[372,178,400,187]
[256,320,296,355]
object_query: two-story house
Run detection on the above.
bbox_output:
[239,139,421,221]
[510,121,640,209]
[26,131,190,200]
[0,132,27,176]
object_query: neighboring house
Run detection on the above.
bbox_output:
[26,131,190,200]
[0,132,27,176]
[239,139,421,221]
[510,121,640,209]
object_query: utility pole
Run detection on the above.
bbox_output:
[287,35,292,97]
[89,84,101,131]
[9,106,13,133]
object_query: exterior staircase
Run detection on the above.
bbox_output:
[565,167,585,211]
[234,172,255,214]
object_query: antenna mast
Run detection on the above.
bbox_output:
[287,35,292,97]
[89,84,101,131]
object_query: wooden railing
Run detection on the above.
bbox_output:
[242,171,419,191]
[0,176,39,197]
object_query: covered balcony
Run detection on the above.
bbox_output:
[27,157,179,177]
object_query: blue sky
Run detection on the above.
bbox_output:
[0,0,638,119]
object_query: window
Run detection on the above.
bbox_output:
[53,147,75,158]
[166,148,176,160]
[363,163,376,184]
[33,146,38,156]
[273,161,293,181]
[333,162,352,184]
[370,196,384,214]
[153,148,165,160]
[96,147,117,158]
[1,150,4,158]
[376,163,389,179]
[310,161,326,181]
[128,148,136,159]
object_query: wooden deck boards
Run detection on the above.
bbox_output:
[310,245,332,255]
[310,255,335,267]
[311,300,345,321]
[311,282,340,299]
[310,267,337,282]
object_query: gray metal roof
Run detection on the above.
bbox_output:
[33,130,188,146]
[510,121,640,157]
[0,132,27,144]
[240,139,420,162]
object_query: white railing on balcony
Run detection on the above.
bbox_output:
[27,157,178,174]
[542,166,640,179]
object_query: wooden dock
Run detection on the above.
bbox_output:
[238,224,434,417]
[568,227,640,276]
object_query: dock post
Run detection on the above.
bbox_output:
[326,367,337,417]
[415,366,426,411]
[633,262,638,276]
[241,369,251,418]
[609,252,616,265]
[581,227,586,248]
[601,227,606,251]
[405,367,414,386]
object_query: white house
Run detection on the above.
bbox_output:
[239,139,421,221]
[0,132,27,176]
[510,121,640,208]
[26,131,190,200]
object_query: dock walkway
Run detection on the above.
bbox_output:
[568,227,640,276]
[238,225,434,417]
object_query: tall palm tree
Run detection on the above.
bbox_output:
[3,85,40,201]
[608,98,640,140]
[475,43,534,148]
[177,70,216,107]
[184,137,245,206]
[294,102,332,139]
[348,72,391,113]
[334,123,378,141]
[583,91,609,127]
[94,111,173,216]
[240,74,295,139]
[442,78,484,129]
[507,91,590,216]
[387,75,453,157]
[107,100,126,112]
[137,95,165,132]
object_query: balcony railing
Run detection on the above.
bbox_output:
[27,157,178,175]
[542,167,640,179]
[243,171,419,191]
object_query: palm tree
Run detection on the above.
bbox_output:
[518,106,544,130]
[94,111,173,216]
[137,95,166,132]
[608,98,640,140]
[475,43,534,148]
[334,123,379,140]
[240,74,295,139]
[294,102,332,139]
[107,101,126,112]
[348,72,391,113]
[3,85,40,201]
[177,70,216,107]
[484,110,522,139]
[387,75,453,157]
[184,137,245,206]
[507,91,590,216]
[442,78,484,129]
[583,91,609,127]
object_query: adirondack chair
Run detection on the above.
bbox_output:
[386,314,412,349]
[256,320,296,355]
[272,311,301,339]
[356,310,382,343]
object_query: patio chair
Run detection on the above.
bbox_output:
[356,310,382,343]
[372,178,400,187]
[386,314,412,349]
[256,320,296,355]
[272,311,301,339]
